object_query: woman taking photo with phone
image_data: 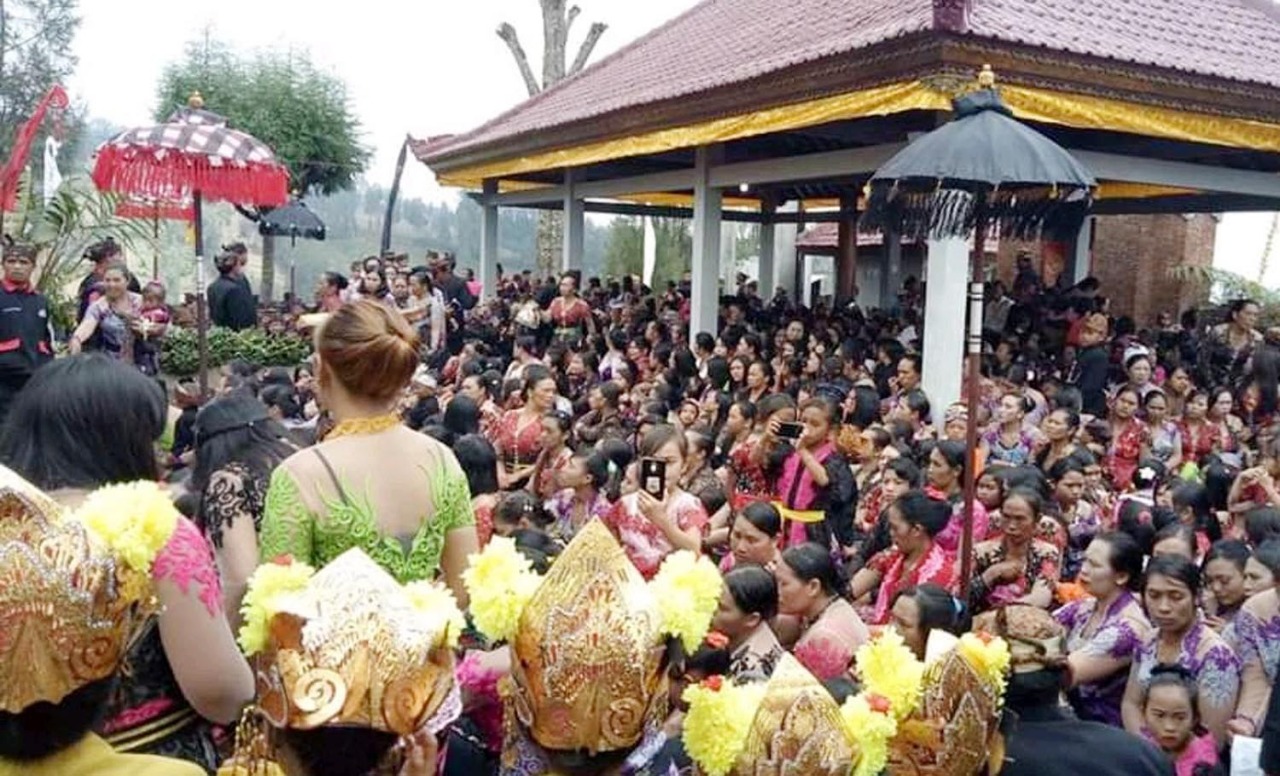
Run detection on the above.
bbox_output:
[772,397,857,553]
[604,424,708,579]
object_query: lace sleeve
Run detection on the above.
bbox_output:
[431,453,476,532]
[259,466,316,566]
[201,467,255,549]
[152,516,223,617]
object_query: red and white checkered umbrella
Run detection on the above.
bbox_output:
[91,95,288,208]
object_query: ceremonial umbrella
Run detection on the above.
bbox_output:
[114,195,195,280]
[258,198,326,299]
[91,93,289,394]
[860,66,1096,589]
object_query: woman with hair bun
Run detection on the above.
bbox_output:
[259,300,479,605]
[850,489,957,626]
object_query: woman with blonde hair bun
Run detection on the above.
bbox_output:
[258,300,479,604]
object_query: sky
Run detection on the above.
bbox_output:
[69,0,1277,283]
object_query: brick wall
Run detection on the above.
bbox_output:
[992,214,1216,325]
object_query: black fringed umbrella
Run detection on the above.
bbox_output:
[259,199,326,298]
[860,66,1097,590]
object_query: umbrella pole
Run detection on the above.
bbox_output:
[193,191,209,398]
[959,199,989,593]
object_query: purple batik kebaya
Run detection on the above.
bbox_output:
[1132,619,1241,722]
[1055,589,1150,726]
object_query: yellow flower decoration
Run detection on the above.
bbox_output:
[841,693,899,776]
[71,481,180,575]
[855,629,925,722]
[648,550,723,653]
[682,678,766,776]
[461,537,541,643]
[957,632,1012,701]
[238,559,316,655]
[404,580,467,649]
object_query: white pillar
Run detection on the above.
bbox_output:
[562,169,584,272]
[479,179,499,302]
[881,230,902,310]
[759,213,776,296]
[922,237,968,411]
[691,145,723,337]
[1072,216,1094,284]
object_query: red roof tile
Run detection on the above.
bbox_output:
[969,0,1280,92]
[424,0,1280,165]
[426,0,934,160]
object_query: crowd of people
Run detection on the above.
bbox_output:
[3,234,1280,776]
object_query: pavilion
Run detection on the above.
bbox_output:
[414,0,1280,408]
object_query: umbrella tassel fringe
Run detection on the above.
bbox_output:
[860,182,1091,243]
[92,145,289,208]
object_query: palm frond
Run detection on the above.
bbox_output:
[1166,264,1280,308]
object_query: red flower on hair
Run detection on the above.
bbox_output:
[701,675,724,692]
[270,554,295,566]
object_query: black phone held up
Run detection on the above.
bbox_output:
[640,458,666,498]
[777,421,804,441]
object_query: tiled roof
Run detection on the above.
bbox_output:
[968,0,1280,91]
[424,0,1280,164]
[425,0,934,160]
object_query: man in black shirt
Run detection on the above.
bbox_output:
[977,605,1173,776]
[431,252,475,355]
[0,240,53,427]
[206,247,257,331]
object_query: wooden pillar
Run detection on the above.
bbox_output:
[480,179,499,303]
[691,146,723,337]
[562,169,584,272]
[836,195,858,302]
[759,200,776,296]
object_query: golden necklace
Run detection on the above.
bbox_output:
[325,412,401,441]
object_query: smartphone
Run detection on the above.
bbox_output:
[777,421,805,441]
[640,458,667,499]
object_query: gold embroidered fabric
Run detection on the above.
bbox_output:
[735,653,857,776]
[509,519,668,755]
[0,486,156,712]
[323,413,403,441]
[254,549,455,735]
[435,79,1280,191]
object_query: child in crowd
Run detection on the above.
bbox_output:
[134,280,170,376]
[1141,667,1222,776]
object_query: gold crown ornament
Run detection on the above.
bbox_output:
[464,520,723,757]
[683,651,907,776]
[238,549,464,736]
[885,631,1010,776]
[0,477,176,713]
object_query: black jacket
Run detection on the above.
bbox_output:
[0,281,53,380]
[1070,344,1111,418]
[207,275,257,331]
[1001,705,1174,776]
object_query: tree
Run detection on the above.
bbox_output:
[497,2,607,277]
[154,35,371,300]
[652,217,691,288]
[602,216,643,278]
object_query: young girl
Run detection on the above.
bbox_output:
[1141,667,1222,776]
[134,281,170,376]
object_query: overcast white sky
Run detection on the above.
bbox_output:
[69,0,1277,283]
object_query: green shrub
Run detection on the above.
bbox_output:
[160,327,313,378]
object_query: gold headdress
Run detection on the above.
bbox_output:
[239,549,464,736]
[885,631,1011,776]
[683,654,869,776]
[0,477,175,713]
[463,520,722,756]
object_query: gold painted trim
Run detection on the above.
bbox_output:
[433,80,1280,195]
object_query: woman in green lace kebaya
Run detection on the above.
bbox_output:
[258,301,479,603]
